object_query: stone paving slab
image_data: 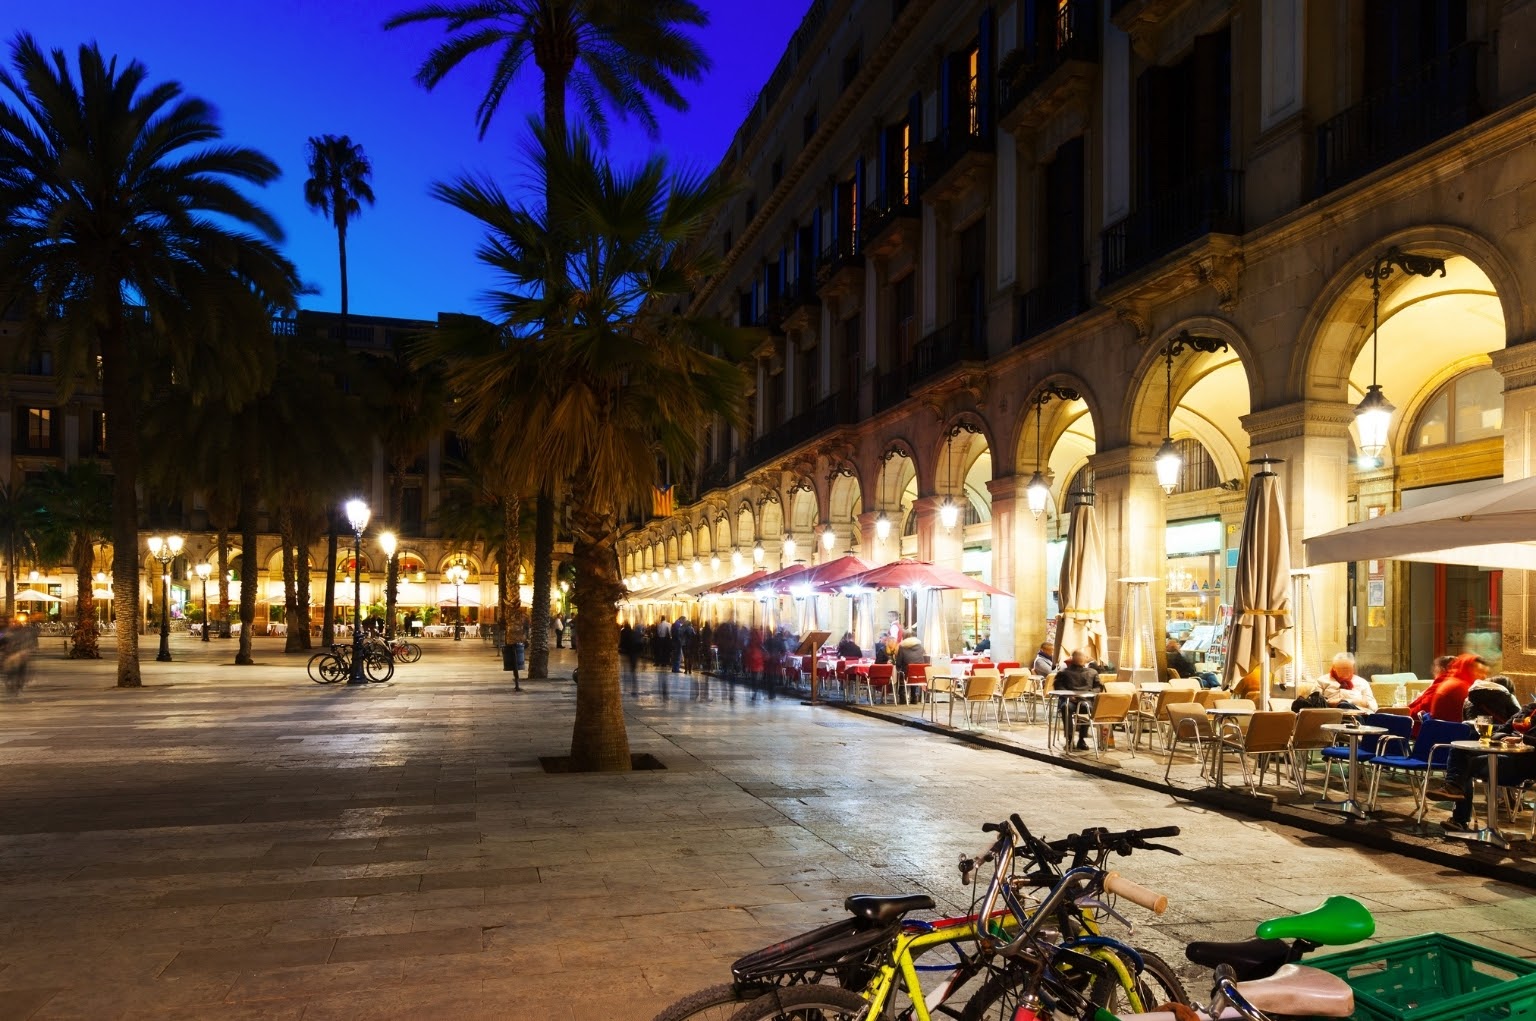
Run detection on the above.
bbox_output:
[0,638,1532,1019]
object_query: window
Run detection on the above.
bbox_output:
[1410,366,1504,450]
[1169,438,1219,494]
[799,345,818,411]
[966,46,980,135]
[401,487,424,535]
[24,351,52,376]
[81,410,108,458]
[841,45,862,91]
[892,275,916,361]
[803,108,819,144]
[19,407,54,453]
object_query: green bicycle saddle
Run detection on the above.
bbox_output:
[1254,895,1375,945]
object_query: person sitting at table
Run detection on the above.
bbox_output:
[973,632,991,654]
[1439,698,1536,833]
[1408,652,1488,724]
[1165,640,1220,688]
[894,628,928,677]
[1031,641,1055,678]
[1434,675,1523,799]
[1053,650,1102,750]
[836,632,862,659]
[1316,652,1378,712]
[874,633,895,665]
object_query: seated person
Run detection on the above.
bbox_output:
[1053,650,1102,750]
[836,632,862,659]
[1166,640,1220,688]
[894,629,928,675]
[974,632,991,654]
[873,634,895,665]
[1436,675,1523,796]
[1030,641,1055,678]
[1408,652,1488,724]
[1315,652,1378,712]
[1232,664,1263,702]
[1441,699,1536,833]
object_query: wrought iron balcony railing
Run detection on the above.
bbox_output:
[1015,263,1090,345]
[997,0,1099,119]
[860,189,920,249]
[1315,41,1481,196]
[743,393,856,469]
[1100,169,1243,286]
[920,123,993,193]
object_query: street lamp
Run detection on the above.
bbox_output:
[445,561,469,641]
[1154,331,1231,494]
[146,534,183,662]
[1356,248,1447,466]
[378,530,398,639]
[1026,382,1080,518]
[344,499,370,684]
[195,562,212,642]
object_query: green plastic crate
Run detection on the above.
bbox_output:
[1309,933,1536,1021]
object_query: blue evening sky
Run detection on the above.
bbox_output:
[6,1,807,321]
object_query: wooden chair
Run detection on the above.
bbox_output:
[1214,711,1296,791]
[997,669,1034,725]
[1288,708,1346,793]
[1168,677,1201,692]
[1074,692,1135,759]
[961,669,1002,728]
[1163,702,1214,782]
[1193,688,1226,708]
[862,663,896,704]
[1102,680,1136,695]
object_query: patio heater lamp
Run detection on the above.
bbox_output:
[445,561,469,641]
[344,499,370,684]
[195,562,212,643]
[146,534,183,662]
[1356,248,1447,467]
[1027,382,1080,518]
[1155,331,1231,494]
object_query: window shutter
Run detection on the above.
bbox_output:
[812,206,823,262]
[853,157,865,244]
[1191,27,1231,174]
[908,92,923,191]
[977,8,995,134]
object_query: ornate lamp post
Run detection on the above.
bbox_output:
[344,499,370,684]
[445,561,469,641]
[146,534,183,662]
[1154,331,1231,494]
[195,562,212,642]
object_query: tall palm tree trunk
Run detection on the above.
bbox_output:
[322,526,338,645]
[216,530,230,637]
[569,503,628,772]
[504,495,522,639]
[236,416,258,665]
[282,507,303,653]
[530,492,553,677]
[71,537,99,659]
[100,319,143,687]
[296,520,313,651]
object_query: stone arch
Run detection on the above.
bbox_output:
[876,437,923,501]
[735,501,756,548]
[1123,318,1255,482]
[933,411,996,493]
[1294,225,1527,401]
[826,469,863,552]
[436,552,479,575]
[1015,374,1101,524]
[680,529,694,561]
[1010,372,1105,476]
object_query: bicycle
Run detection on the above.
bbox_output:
[308,641,394,684]
[389,637,422,663]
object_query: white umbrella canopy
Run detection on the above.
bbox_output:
[1304,473,1536,570]
[1054,498,1107,664]
[91,588,115,600]
[1222,466,1294,709]
[16,590,62,603]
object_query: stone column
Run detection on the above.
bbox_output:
[1088,446,1166,666]
[858,510,885,566]
[1240,400,1354,668]
[988,475,1048,663]
[1493,345,1536,685]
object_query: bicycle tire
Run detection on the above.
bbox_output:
[308,652,338,684]
[402,642,422,663]
[319,655,349,684]
[728,984,868,1021]
[649,983,759,1021]
[364,652,394,683]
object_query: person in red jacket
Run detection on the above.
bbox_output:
[1408,652,1489,723]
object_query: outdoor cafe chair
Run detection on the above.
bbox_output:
[1214,710,1296,792]
[927,673,957,726]
[903,662,929,704]
[1073,692,1135,759]
[1129,687,1178,751]
[961,669,1001,728]
[1193,688,1226,709]
[1288,708,1346,793]
[996,669,1033,725]
[1102,679,1134,694]
[1163,702,1214,782]
[861,663,896,704]
[1365,716,1475,820]
[1320,712,1410,801]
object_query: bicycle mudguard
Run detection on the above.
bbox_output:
[1253,896,1374,946]
[731,916,895,981]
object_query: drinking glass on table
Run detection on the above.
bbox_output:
[1475,716,1495,745]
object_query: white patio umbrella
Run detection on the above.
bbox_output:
[1054,496,1107,665]
[919,588,950,660]
[90,588,115,600]
[1222,462,1294,710]
[16,590,62,603]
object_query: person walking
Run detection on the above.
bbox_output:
[554,614,565,649]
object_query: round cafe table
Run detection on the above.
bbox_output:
[1315,722,1388,819]
[1443,739,1533,849]
[1205,707,1254,787]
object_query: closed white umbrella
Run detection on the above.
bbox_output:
[1054,496,1106,664]
[1222,462,1294,710]
[920,588,950,660]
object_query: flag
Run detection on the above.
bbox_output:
[652,485,674,519]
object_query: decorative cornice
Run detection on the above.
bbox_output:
[1490,343,1536,392]
[1240,400,1357,445]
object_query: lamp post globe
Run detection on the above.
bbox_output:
[378,531,398,639]
[344,499,370,684]
[445,562,469,641]
[195,562,212,642]
[147,534,183,662]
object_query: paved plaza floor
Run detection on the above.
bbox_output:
[0,637,1532,1020]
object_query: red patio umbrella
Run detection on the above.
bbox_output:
[774,554,870,593]
[718,561,807,595]
[707,568,773,596]
[827,559,1012,596]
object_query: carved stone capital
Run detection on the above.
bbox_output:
[1240,401,1357,446]
[1491,341,1536,392]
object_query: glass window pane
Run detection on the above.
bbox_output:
[1414,392,1448,449]
[1452,366,1504,443]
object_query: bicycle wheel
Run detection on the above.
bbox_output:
[1088,948,1188,1016]
[729,985,867,1021]
[648,983,758,1021]
[364,652,395,683]
[320,655,349,684]
[401,642,422,663]
[308,652,338,684]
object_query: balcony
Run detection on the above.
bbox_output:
[997,0,1099,133]
[1315,42,1482,197]
[699,453,738,494]
[920,123,994,205]
[742,394,856,470]
[861,189,920,260]
[874,319,988,412]
[816,235,864,300]
[1015,263,1090,346]
[776,273,820,332]
[1100,170,1243,287]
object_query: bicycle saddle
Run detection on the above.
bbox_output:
[844,893,936,924]
[1237,963,1355,1018]
[1184,937,1291,981]
[1254,895,1374,945]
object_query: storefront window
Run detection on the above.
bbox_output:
[1165,517,1225,660]
[1411,366,1503,450]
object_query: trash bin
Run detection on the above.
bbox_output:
[503,641,526,672]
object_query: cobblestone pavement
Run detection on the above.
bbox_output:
[0,637,1531,1020]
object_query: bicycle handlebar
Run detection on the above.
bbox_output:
[959,821,1014,886]
[1103,871,1169,915]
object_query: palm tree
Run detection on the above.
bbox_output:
[436,446,531,644]
[0,34,301,686]
[385,0,711,681]
[28,463,111,658]
[0,480,41,621]
[303,135,375,648]
[428,135,748,770]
